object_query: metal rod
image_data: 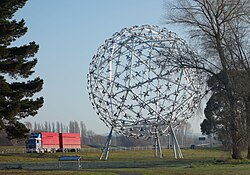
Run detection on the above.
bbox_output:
[172,131,177,159]
[100,127,113,160]
[154,134,158,158]
[156,132,163,158]
[170,124,183,159]
[154,129,163,158]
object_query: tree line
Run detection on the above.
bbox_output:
[23,120,195,148]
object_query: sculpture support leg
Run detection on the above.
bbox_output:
[154,130,163,158]
[170,125,183,159]
[100,127,113,160]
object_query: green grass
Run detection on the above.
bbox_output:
[2,164,249,175]
[0,170,117,175]
[138,164,250,175]
[0,146,250,175]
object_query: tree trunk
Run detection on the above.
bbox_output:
[231,119,242,159]
[248,144,250,159]
[230,101,243,159]
[232,147,242,159]
[246,97,250,159]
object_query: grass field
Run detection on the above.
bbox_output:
[0,146,249,175]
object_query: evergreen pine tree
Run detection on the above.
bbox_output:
[0,0,44,139]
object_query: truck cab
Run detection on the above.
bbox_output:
[25,133,42,153]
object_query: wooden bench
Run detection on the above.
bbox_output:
[58,156,81,169]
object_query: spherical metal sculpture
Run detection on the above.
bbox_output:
[87,25,204,141]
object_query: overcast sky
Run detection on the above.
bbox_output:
[14,0,203,134]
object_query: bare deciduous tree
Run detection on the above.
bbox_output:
[164,0,250,159]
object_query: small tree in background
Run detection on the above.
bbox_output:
[0,0,43,139]
[201,72,247,149]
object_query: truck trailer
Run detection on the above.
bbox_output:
[26,132,81,153]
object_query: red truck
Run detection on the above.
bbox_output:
[26,132,81,153]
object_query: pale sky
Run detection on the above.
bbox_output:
[14,0,203,134]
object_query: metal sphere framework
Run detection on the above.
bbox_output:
[87,25,204,140]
